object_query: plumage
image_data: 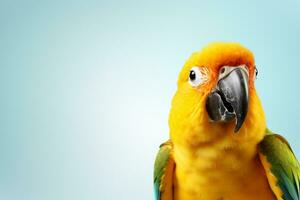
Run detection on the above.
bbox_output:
[154,141,174,200]
[259,129,300,200]
[153,42,300,200]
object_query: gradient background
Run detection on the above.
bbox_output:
[1,0,300,199]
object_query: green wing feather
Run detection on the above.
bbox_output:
[260,129,300,200]
[153,141,174,200]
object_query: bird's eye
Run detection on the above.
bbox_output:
[254,67,258,80]
[189,67,205,87]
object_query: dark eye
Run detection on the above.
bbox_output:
[188,67,204,87]
[254,67,258,80]
[189,70,196,81]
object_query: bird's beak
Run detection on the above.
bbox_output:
[206,65,249,132]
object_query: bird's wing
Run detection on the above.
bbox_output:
[259,129,300,200]
[154,140,175,200]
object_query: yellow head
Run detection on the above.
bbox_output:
[169,42,266,149]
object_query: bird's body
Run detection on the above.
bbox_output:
[154,42,300,200]
[173,132,275,200]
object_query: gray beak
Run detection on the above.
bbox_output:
[206,65,249,132]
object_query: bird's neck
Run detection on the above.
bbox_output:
[173,133,259,176]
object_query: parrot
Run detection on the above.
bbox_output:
[153,42,300,200]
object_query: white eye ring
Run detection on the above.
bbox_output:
[188,67,205,87]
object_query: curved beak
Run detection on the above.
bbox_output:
[206,65,249,132]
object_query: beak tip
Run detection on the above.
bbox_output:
[234,115,246,133]
[234,126,241,133]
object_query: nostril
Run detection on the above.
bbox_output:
[220,67,226,74]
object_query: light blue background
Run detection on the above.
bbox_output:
[1,0,300,199]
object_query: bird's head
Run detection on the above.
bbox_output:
[169,42,266,147]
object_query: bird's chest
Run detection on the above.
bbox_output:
[173,146,276,200]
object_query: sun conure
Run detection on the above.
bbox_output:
[154,42,300,200]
